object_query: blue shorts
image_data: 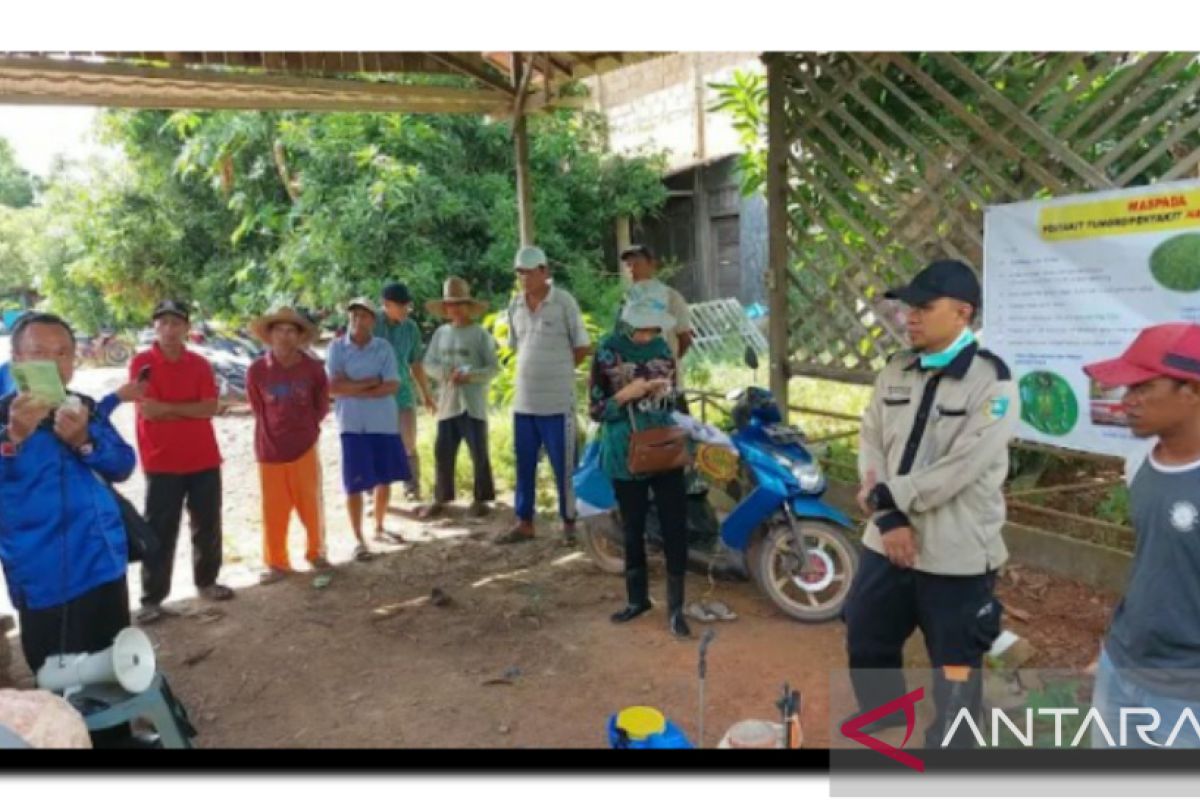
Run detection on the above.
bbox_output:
[340,433,411,495]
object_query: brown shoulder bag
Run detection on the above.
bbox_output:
[626,404,689,475]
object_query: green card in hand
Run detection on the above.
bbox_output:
[11,360,67,406]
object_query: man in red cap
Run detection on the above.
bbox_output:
[1083,323,1200,747]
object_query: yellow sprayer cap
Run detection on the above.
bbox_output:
[616,706,667,741]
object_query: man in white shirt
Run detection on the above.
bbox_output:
[497,245,592,545]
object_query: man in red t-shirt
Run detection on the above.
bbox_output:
[129,300,234,624]
[246,308,331,584]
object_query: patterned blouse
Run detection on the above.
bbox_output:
[588,332,678,481]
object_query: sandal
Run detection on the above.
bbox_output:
[417,503,446,521]
[353,544,374,562]
[258,568,291,586]
[135,604,177,625]
[685,602,718,623]
[198,584,235,602]
[377,530,407,545]
[705,600,739,621]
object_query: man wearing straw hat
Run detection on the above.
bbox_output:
[246,307,332,585]
[419,276,499,519]
[326,297,411,560]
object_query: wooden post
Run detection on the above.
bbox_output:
[765,53,791,420]
[693,167,712,301]
[615,216,632,252]
[512,54,535,246]
[691,53,713,301]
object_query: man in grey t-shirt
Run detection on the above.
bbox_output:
[497,246,591,545]
[1084,323,1200,748]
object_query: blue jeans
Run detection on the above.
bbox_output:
[513,412,577,524]
[1091,648,1200,748]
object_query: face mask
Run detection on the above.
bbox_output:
[919,327,975,370]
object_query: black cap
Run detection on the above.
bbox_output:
[620,244,656,261]
[381,282,413,305]
[152,299,191,322]
[885,260,981,308]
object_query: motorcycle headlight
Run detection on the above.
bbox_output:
[790,461,825,493]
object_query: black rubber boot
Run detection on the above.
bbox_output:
[667,574,691,638]
[611,568,652,624]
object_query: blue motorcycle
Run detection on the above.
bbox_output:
[576,378,859,623]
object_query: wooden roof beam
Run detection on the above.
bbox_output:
[0,57,512,114]
[426,52,516,95]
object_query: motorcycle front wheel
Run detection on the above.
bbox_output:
[749,519,858,623]
[580,511,626,575]
[103,339,132,366]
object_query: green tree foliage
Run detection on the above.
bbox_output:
[0,137,36,209]
[53,107,666,328]
[0,206,43,295]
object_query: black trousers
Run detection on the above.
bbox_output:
[613,469,689,579]
[843,548,1003,748]
[434,413,496,505]
[141,469,223,607]
[19,577,131,676]
[19,577,134,748]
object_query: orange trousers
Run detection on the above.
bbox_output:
[259,444,326,570]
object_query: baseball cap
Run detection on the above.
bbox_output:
[885,260,982,308]
[152,299,191,322]
[513,245,548,270]
[346,297,378,317]
[381,282,413,304]
[1084,323,1200,388]
[620,244,656,261]
[621,280,675,331]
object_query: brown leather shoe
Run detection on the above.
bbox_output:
[495,520,534,544]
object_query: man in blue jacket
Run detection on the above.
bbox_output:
[0,313,136,677]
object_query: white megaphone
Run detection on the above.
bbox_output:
[36,627,156,698]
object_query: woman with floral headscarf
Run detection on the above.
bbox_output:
[588,282,690,639]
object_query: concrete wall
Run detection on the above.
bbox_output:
[590,54,769,307]
[588,53,764,171]
[823,481,1132,594]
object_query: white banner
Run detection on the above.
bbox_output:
[983,180,1200,456]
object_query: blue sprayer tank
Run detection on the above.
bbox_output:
[607,708,693,749]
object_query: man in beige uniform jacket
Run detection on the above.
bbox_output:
[843,260,1019,748]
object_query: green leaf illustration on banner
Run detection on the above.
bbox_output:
[1019,371,1079,437]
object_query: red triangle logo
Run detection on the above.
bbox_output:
[839,686,926,772]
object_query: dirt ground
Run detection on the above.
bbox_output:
[1,367,1119,748]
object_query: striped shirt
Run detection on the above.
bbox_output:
[508,286,590,415]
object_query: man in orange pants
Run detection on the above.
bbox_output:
[246,308,332,583]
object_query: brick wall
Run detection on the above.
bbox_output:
[589,53,764,172]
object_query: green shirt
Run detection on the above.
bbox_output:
[423,323,499,422]
[374,317,425,410]
[587,332,678,481]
